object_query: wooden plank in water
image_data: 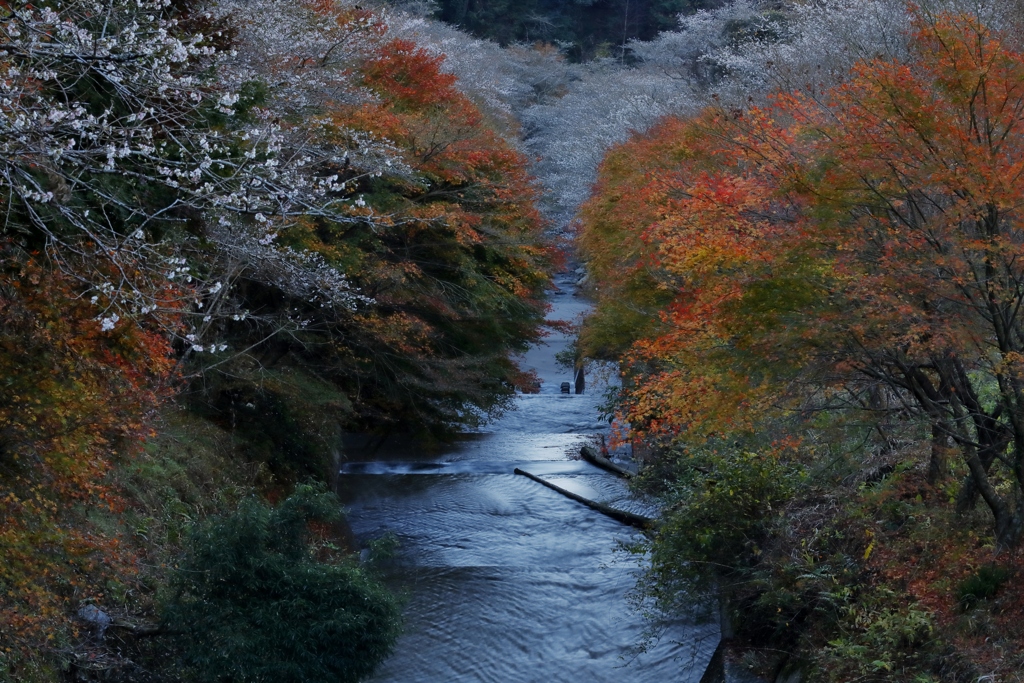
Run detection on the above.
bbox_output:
[513,467,654,530]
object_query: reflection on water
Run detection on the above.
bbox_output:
[338,277,718,682]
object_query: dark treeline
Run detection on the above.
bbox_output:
[436,0,723,59]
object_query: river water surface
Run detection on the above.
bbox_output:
[339,276,718,682]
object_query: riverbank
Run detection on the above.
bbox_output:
[624,432,1024,683]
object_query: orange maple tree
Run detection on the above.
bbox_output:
[798,10,1024,547]
[581,9,1024,547]
[232,13,552,435]
[580,105,824,446]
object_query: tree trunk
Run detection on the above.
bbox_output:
[928,421,951,486]
[513,467,653,529]
[580,445,633,479]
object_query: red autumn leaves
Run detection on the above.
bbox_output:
[581,11,1024,546]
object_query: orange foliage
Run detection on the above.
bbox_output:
[0,244,179,661]
[581,9,1024,545]
[362,39,460,110]
[577,115,698,357]
[581,107,820,442]
[229,6,551,432]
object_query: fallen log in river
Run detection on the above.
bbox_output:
[513,468,655,530]
[579,445,633,479]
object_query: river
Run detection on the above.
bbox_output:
[338,274,719,682]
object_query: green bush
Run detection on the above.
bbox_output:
[957,564,1011,610]
[816,588,935,681]
[162,485,401,683]
[638,449,802,613]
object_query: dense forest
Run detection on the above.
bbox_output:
[4,0,1024,682]
[434,0,721,59]
[576,2,1024,681]
[0,0,550,679]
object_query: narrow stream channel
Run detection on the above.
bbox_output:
[338,275,719,682]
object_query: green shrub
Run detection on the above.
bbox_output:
[957,564,1011,610]
[816,588,935,681]
[162,484,401,683]
[638,449,802,612]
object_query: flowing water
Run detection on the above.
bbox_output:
[338,275,719,682]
